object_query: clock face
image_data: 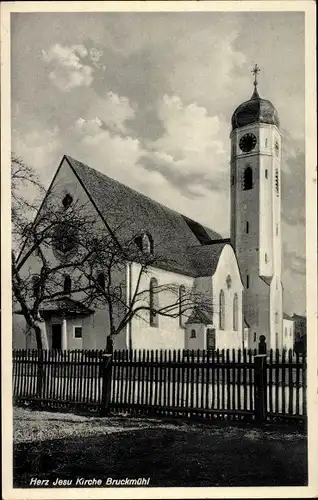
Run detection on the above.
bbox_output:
[239,133,257,153]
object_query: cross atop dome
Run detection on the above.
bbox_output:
[251,64,260,99]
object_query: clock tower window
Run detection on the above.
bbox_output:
[243,166,253,190]
[275,169,279,195]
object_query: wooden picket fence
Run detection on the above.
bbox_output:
[12,348,306,425]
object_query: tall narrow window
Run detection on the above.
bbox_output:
[276,224,279,236]
[265,138,268,148]
[97,272,105,290]
[243,166,253,190]
[179,285,186,327]
[32,276,41,297]
[231,174,235,186]
[246,275,250,289]
[149,277,159,327]
[64,275,71,295]
[219,289,225,330]
[265,252,268,263]
[233,293,238,331]
[253,332,256,342]
[246,221,249,234]
[265,169,268,179]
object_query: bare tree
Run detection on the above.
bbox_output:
[12,156,214,350]
[11,155,95,349]
[73,221,214,350]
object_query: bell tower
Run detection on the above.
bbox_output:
[230,65,283,350]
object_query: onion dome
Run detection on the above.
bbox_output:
[232,64,280,131]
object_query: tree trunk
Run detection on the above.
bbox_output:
[33,319,49,350]
[32,321,49,398]
[106,334,114,354]
[106,325,116,353]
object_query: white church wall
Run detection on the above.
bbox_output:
[12,157,128,350]
[184,324,206,350]
[212,245,243,350]
[130,263,194,350]
[12,314,30,349]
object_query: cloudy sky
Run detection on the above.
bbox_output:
[11,10,306,315]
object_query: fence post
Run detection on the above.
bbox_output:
[100,353,112,417]
[106,335,114,355]
[254,354,267,425]
[258,335,267,354]
[36,349,45,398]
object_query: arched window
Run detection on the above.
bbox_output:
[233,293,238,331]
[64,274,71,295]
[97,272,105,290]
[135,233,154,254]
[32,276,41,297]
[149,277,159,327]
[243,166,253,190]
[219,289,225,330]
[246,221,249,234]
[179,285,186,327]
[190,329,196,339]
[142,233,154,254]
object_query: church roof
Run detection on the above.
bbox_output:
[65,155,229,278]
[283,313,293,321]
[231,86,279,131]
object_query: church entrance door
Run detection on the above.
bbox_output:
[52,324,62,349]
[206,328,216,351]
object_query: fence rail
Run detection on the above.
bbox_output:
[12,348,306,425]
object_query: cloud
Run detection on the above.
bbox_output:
[86,91,136,135]
[281,141,305,226]
[283,247,306,275]
[139,95,229,198]
[42,43,94,92]
[12,126,60,176]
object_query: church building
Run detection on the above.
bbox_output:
[13,67,289,352]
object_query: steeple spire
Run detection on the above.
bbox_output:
[251,63,260,99]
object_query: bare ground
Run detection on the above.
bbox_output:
[13,407,307,488]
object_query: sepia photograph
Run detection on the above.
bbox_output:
[1,1,317,499]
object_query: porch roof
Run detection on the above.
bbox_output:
[39,297,94,316]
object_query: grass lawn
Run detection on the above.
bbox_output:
[13,407,307,488]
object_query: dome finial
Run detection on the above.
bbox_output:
[251,63,260,99]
